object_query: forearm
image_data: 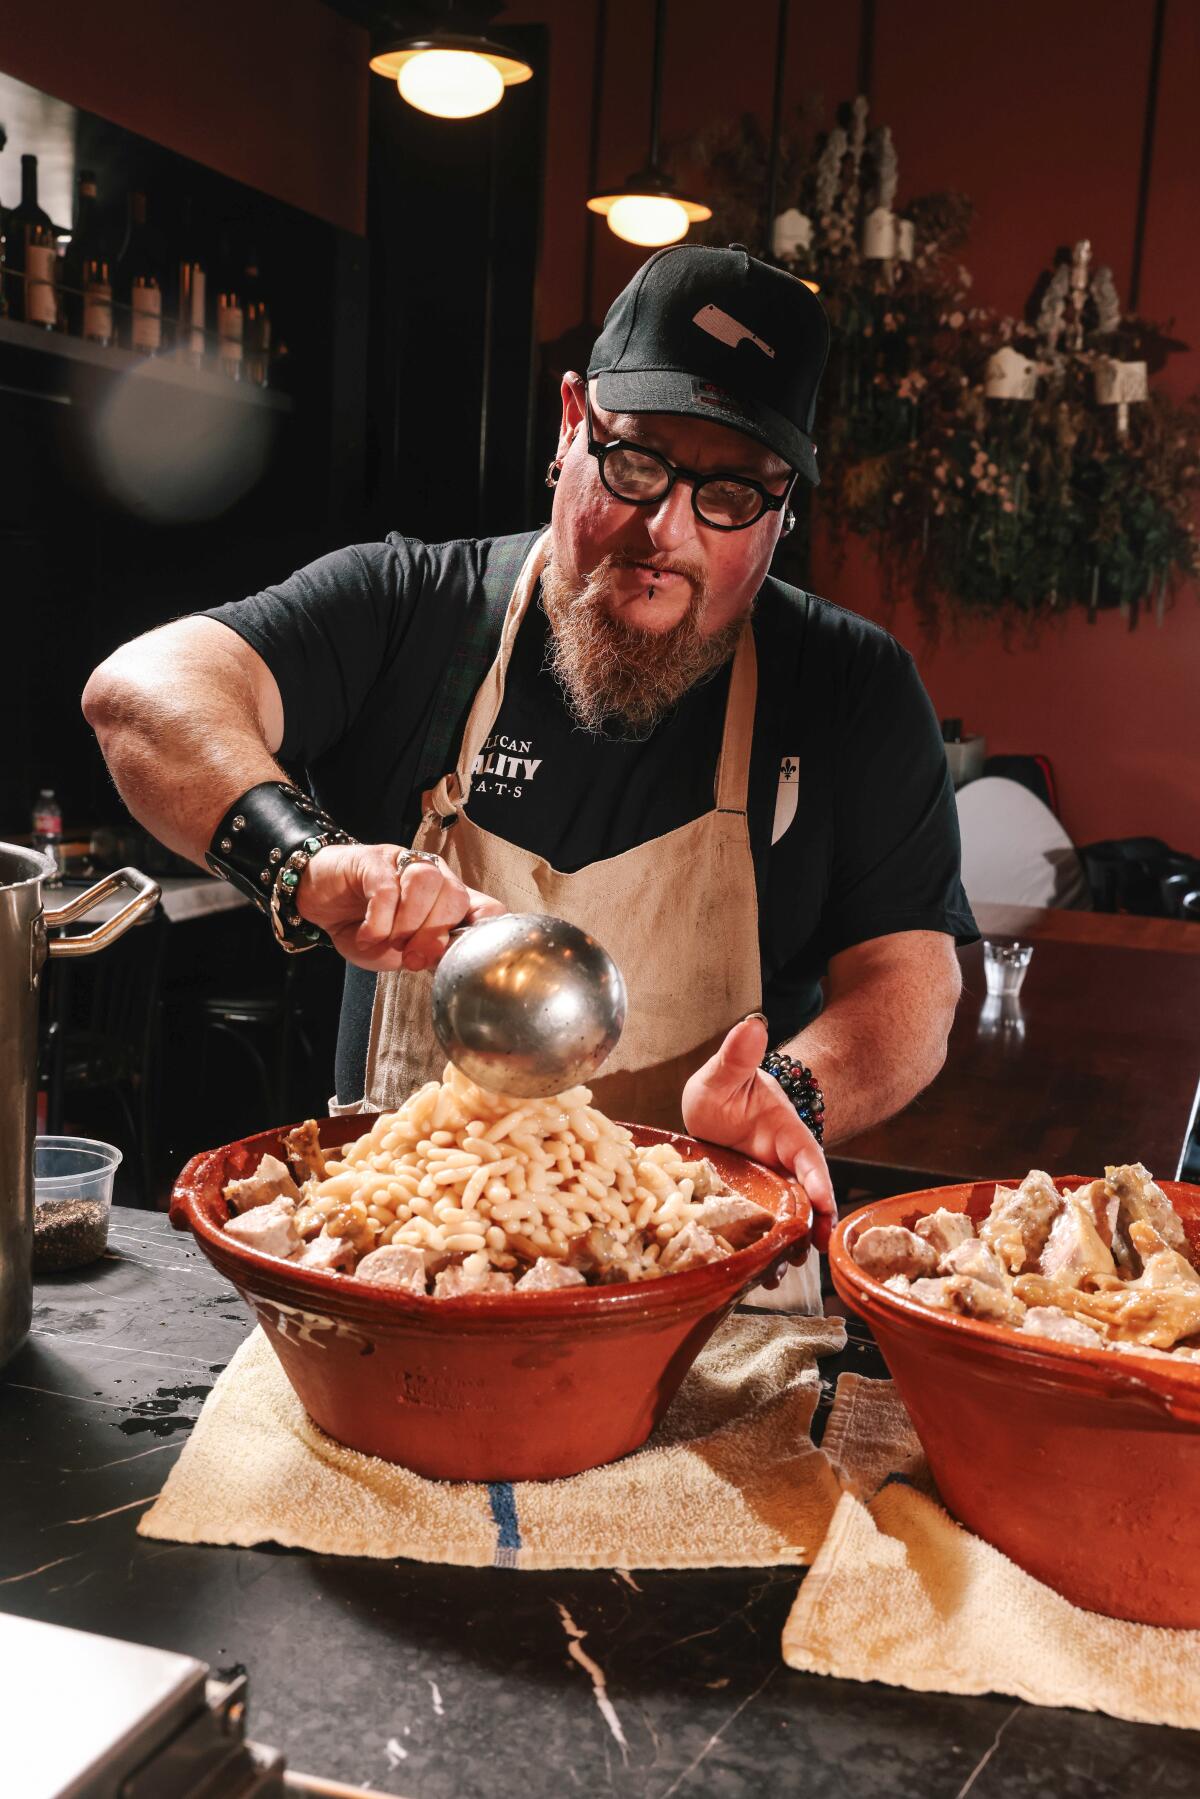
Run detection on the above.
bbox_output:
[82,621,284,865]
[781,937,961,1145]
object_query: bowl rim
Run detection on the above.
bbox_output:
[172,1117,813,1324]
[829,1176,1200,1412]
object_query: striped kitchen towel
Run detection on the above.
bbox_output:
[139,1312,845,1570]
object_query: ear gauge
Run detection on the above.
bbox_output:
[782,507,796,536]
[545,460,563,488]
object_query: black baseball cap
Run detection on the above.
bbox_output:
[587,243,830,486]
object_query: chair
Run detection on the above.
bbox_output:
[955,777,1091,911]
[39,906,169,1205]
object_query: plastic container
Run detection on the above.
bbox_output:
[33,1136,121,1274]
[170,1115,812,1482]
[829,1177,1200,1627]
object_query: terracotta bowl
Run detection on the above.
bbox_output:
[829,1177,1200,1628]
[171,1114,811,1482]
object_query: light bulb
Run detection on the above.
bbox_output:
[397,50,504,119]
[606,194,690,248]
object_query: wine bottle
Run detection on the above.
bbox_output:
[117,191,163,354]
[242,246,270,386]
[174,202,207,367]
[215,235,243,381]
[6,154,59,329]
[60,169,113,344]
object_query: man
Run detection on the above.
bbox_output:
[83,244,975,1256]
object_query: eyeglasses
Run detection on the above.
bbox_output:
[584,395,796,532]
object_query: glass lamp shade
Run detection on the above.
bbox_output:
[369,37,533,121]
[588,180,711,249]
[397,50,503,117]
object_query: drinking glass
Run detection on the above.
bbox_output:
[982,938,1033,998]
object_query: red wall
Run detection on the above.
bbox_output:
[501,0,1200,850]
[0,0,369,234]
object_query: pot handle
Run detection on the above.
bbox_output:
[44,866,162,957]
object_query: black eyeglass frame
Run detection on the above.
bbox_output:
[583,394,797,532]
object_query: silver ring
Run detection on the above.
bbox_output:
[395,849,441,876]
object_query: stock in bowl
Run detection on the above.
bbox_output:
[829,1177,1200,1627]
[171,1114,811,1482]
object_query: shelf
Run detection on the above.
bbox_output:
[0,315,293,412]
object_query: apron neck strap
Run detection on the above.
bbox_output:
[714,622,757,814]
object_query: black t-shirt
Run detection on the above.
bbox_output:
[203,531,977,1103]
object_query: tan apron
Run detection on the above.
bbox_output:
[360,529,762,1129]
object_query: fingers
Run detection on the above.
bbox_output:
[692,1015,770,1108]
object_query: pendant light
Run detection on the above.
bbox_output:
[587,0,711,247]
[369,5,532,121]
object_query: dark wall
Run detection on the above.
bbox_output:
[364,23,549,543]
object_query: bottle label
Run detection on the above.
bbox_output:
[83,278,113,343]
[132,280,163,351]
[25,240,57,326]
[33,804,62,835]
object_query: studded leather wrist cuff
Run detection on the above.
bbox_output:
[761,1050,826,1145]
[205,781,352,952]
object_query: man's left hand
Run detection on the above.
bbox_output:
[681,1016,837,1252]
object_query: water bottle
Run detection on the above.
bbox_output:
[32,787,63,882]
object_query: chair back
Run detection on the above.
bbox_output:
[956,777,1091,910]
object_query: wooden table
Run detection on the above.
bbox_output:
[832,907,1200,1192]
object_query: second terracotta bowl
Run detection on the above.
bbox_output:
[171,1115,811,1482]
[829,1177,1200,1628]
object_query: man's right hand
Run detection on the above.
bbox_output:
[296,846,505,972]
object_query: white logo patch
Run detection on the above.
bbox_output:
[693,303,776,359]
[772,754,799,845]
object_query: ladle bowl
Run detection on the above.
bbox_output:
[431,912,627,1098]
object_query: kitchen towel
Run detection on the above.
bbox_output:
[140,1312,846,1570]
[782,1373,1200,1731]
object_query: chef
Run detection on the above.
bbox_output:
[83,244,976,1255]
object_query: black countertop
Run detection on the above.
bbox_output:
[4,1209,1198,1798]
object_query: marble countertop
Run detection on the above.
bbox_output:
[3,1210,1196,1798]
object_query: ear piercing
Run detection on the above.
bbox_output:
[545,460,562,488]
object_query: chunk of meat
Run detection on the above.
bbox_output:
[1106,1163,1191,1261]
[433,1254,516,1298]
[515,1258,588,1292]
[692,1192,774,1250]
[938,1238,1008,1290]
[355,1244,428,1295]
[283,1119,327,1183]
[565,1226,646,1284]
[883,1274,913,1297]
[1068,1179,1120,1249]
[979,1171,1063,1273]
[851,1224,938,1282]
[1127,1220,1200,1292]
[683,1157,731,1200]
[658,1222,730,1273]
[293,1231,356,1273]
[1014,1272,1200,1350]
[1038,1195,1116,1289]
[914,1209,975,1257]
[909,1275,1026,1326]
[1021,1306,1107,1348]
[224,1153,300,1214]
[224,1197,300,1260]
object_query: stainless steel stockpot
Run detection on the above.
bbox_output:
[1,844,160,1366]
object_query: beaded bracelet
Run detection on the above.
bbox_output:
[761,1049,826,1145]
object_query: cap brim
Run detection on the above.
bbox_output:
[591,368,819,487]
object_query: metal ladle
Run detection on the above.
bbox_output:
[430,913,627,1098]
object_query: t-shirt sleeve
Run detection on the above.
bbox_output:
[821,636,978,957]
[199,540,423,768]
